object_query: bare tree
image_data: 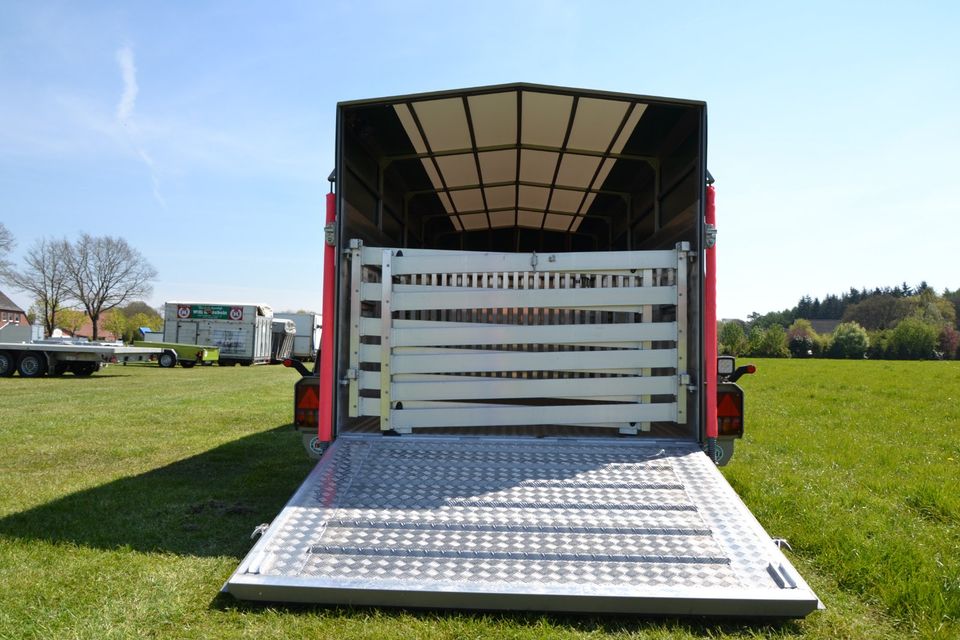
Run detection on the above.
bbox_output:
[0,222,14,273]
[63,234,157,340]
[1,237,69,336]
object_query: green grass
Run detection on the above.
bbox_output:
[0,360,957,639]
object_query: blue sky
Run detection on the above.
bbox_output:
[1,1,957,319]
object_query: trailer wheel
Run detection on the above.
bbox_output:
[0,351,15,377]
[72,363,97,377]
[18,354,47,378]
[180,361,196,368]
[158,351,178,368]
[302,433,328,460]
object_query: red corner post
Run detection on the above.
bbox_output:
[318,191,336,444]
[704,184,718,446]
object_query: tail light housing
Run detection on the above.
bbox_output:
[294,376,320,429]
[716,384,744,438]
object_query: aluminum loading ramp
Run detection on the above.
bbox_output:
[226,434,820,616]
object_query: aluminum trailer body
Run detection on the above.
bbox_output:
[162,302,273,365]
[0,340,160,377]
[274,312,321,360]
[226,83,821,616]
[270,319,296,363]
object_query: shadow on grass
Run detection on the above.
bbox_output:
[209,596,803,636]
[0,425,314,558]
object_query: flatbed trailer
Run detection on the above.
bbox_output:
[0,340,160,377]
[132,340,220,368]
[225,83,821,617]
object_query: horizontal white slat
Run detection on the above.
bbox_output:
[390,402,677,429]
[392,375,677,401]
[360,246,679,273]
[393,322,677,347]
[371,286,677,312]
[392,349,677,374]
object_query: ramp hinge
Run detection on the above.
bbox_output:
[705,223,717,249]
[324,223,336,246]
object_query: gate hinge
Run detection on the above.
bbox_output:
[344,368,358,380]
[705,223,717,249]
[324,223,337,247]
[530,251,538,270]
[679,373,691,386]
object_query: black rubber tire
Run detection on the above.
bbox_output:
[180,361,196,368]
[158,351,178,368]
[18,354,47,378]
[0,351,15,377]
[72,363,97,377]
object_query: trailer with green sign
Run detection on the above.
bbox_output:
[161,302,274,366]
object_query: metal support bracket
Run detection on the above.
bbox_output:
[324,223,336,247]
[705,223,717,249]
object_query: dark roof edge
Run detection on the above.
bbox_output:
[0,290,26,313]
[337,82,706,110]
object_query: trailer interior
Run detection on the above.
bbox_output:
[226,84,821,616]
[335,83,705,440]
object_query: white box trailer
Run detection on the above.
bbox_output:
[225,84,821,617]
[162,302,273,366]
[274,312,321,360]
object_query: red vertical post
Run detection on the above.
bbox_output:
[318,191,336,443]
[704,185,718,442]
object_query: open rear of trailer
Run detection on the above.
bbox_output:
[226,83,820,616]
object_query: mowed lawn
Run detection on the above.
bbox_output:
[0,360,957,639]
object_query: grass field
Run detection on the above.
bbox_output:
[0,360,957,639]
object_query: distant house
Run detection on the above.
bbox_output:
[70,317,122,342]
[0,290,28,326]
[809,319,841,335]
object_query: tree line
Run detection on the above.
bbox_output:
[724,282,960,360]
[0,222,157,341]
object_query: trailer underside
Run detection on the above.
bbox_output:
[226,434,820,616]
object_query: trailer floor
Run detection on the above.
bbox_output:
[226,434,820,616]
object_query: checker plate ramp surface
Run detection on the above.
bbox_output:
[226,434,821,616]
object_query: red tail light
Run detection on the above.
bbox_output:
[716,387,744,438]
[294,379,320,428]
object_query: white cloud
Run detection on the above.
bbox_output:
[115,45,138,124]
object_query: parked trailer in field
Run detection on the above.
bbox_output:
[225,84,821,617]
[0,339,160,377]
[161,302,273,366]
[270,319,296,363]
[274,312,321,360]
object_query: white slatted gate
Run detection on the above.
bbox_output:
[346,243,691,434]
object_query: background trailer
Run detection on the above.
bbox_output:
[274,312,321,360]
[162,302,273,366]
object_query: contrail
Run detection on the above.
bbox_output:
[115,44,164,206]
[115,45,138,124]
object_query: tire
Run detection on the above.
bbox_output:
[0,351,15,377]
[18,354,47,378]
[158,351,177,368]
[180,361,196,368]
[72,363,97,377]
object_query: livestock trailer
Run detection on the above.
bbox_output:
[225,83,821,617]
[162,302,273,366]
[274,312,321,360]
